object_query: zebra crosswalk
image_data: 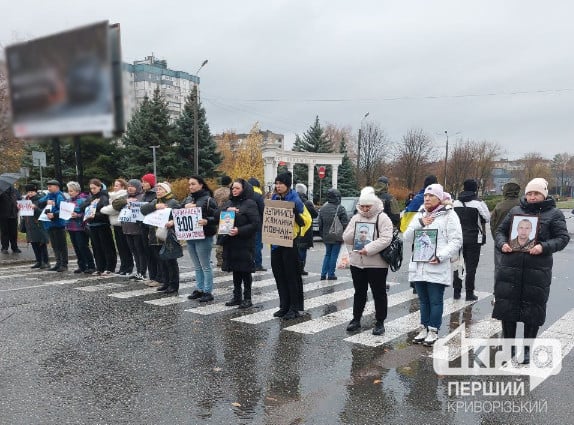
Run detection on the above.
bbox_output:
[3,262,574,364]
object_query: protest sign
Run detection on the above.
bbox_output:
[58,201,75,221]
[142,208,172,228]
[262,199,294,247]
[173,208,205,240]
[17,200,34,216]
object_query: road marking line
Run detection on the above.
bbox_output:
[77,283,128,291]
[283,288,418,334]
[187,278,352,316]
[344,291,492,347]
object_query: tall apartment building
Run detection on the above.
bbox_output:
[122,55,199,123]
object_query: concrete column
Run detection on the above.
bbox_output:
[307,164,314,198]
[332,165,339,189]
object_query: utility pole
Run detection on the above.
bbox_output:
[356,112,370,178]
[150,145,159,178]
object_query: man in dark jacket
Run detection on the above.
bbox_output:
[490,180,521,240]
[0,185,21,253]
[452,179,490,300]
[295,183,318,275]
[374,176,400,228]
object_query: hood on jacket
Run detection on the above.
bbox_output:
[457,190,478,203]
[230,179,254,202]
[326,188,341,204]
[108,189,127,201]
[503,181,521,199]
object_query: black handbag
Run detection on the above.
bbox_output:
[375,213,403,272]
[159,231,184,260]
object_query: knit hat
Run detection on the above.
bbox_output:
[156,182,172,195]
[424,183,445,201]
[358,186,378,206]
[295,183,307,194]
[275,172,292,188]
[128,179,142,193]
[247,177,260,188]
[25,183,38,192]
[141,173,156,187]
[423,175,438,188]
[524,178,548,198]
[220,175,232,186]
[463,179,478,192]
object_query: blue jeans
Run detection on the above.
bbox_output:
[321,243,341,278]
[187,236,214,294]
[414,281,446,329]
[254,230,263,268]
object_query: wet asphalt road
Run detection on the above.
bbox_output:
[1,213,573,424]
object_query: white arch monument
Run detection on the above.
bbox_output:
[262,143,344,197]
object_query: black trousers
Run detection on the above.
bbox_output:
[125,234,147,276]
[350,266,389,323]
[48,227,68,267]
[0,218,18,250]
[142,225,158,280]
[89,225,117,273]
[113,225,134,273]
[271,246,304,312]
[152,245,179,288]
[31,242,49,264]
[232,271,253,300]
[68,230,95,271]
[453,243,482,292]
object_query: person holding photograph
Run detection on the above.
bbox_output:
[219,179,261,309]
[38,180,69,272]
[508,218,536,251]
[493,177,569,364]
[403,184,463,346]
[342,186,393,335]
[20,183,50,269]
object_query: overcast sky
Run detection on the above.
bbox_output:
[2,0,573,160]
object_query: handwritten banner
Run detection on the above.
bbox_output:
[17,200,34,216]
[262,199,294,247]
[173,208,205,240]
[58,201,75,221]
[142,208,172,228]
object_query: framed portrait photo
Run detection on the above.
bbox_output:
[218,211,236,235]
[353,222,375,251]
[509,215,539,252]
[412,229,438,262]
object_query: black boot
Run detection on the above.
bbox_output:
[225,298,241,306]
[453,288,461,299]
[522,325,539,365]
[239,299,252,309]
[465,291,478,301]
[156,284,169,292]
[31,262,42,269]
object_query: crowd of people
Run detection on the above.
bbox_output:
[6,170,571,355]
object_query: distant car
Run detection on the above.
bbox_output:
[312,196,359,237]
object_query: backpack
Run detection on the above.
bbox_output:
[327,205,344,241]
[375,213,403,272]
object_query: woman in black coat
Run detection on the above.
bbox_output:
[493,178,569,364]
[220,179,261,309]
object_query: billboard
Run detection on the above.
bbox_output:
[5,21,121,138]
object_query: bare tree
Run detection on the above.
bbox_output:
[323,123,353,153]
[473,140,503,196]
[551,153,572,197]
[516,153,553,189]
[0,58,25,173]
[358,121,391,186]
[447,139,476,195]
[393,128,436,191]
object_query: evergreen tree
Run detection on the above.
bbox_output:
[172,87,221,178]
[292,116,333,202]
[119,87,173,179]
[337,138,359,196]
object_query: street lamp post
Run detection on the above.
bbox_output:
[194,59,208,175]
[356,112,370,174]
[443,130,448,188]
[150,145,159,178]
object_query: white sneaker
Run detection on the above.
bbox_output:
[134,273,145,281]
[423,327,439,346]
[128,272,137,280]
[413,326,428,344]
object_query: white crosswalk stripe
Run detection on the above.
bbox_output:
[344,291,492,347]
[77,282,128,291]
[282,288,418,334]
[187,278,352,316]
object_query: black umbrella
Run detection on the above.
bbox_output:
[0,173,21,194]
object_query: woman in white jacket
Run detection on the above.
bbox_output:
[342,187,393,335]
[101,179,134,276]
[403,184,462,346]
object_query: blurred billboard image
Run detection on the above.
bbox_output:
[5,21,120,138]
